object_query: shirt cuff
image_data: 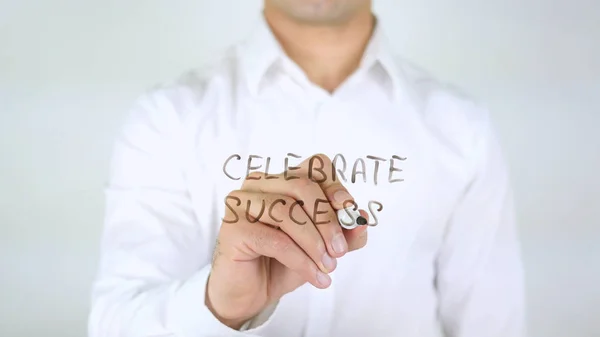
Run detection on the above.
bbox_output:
[167,264,279,336]
[239,320,252,331]
[240,301,279,331]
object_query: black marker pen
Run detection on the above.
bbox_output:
[337,207,368,230]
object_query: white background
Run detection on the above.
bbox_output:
[1,1,599,336]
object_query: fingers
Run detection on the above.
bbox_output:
[228,219,332,289]
[345,209,369,251]
[227,190,337,273]
[296,153,354,208]
[242,173,349,258]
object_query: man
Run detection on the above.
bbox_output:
[89,0,526,336]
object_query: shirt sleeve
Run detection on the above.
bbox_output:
[435,107,527,337]
[88,90,278,337]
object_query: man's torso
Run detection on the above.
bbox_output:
[150,41,482,335]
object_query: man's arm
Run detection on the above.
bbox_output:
[88,90,274,337]
[435,107,526,337]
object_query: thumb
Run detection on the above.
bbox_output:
[345,209,369,251]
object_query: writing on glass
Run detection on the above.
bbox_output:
[221,153,407,227]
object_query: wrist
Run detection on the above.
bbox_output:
[205,274,251,330]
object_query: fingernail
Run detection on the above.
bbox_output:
[333,189,352,204]
[321,252,336,272]
[316,270,331,287]
[331,233,348,255]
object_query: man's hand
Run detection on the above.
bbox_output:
[205,154,369,329]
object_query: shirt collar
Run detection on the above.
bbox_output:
[238,14,401,98]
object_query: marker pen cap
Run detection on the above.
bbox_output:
[337,207,366,230]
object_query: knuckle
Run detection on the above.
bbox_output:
[271,196,294,219]
[260,194,276,208]
[270,231,293,253]
[271,193,291,207]
[294,177,313,189]
[300,256,315,274]
[329,226,344,238]
[279,195,296,208]
[312,153,332,165]
[316,240,326,255]
[296,220,311,232]
[242,172,264,187]
[324,183,343,197]
[226,189,243,201]
[247,171,264,180]
[288,177,313,197]
[252,227,271,250]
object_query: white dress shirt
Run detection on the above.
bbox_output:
[89,15,526,337]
